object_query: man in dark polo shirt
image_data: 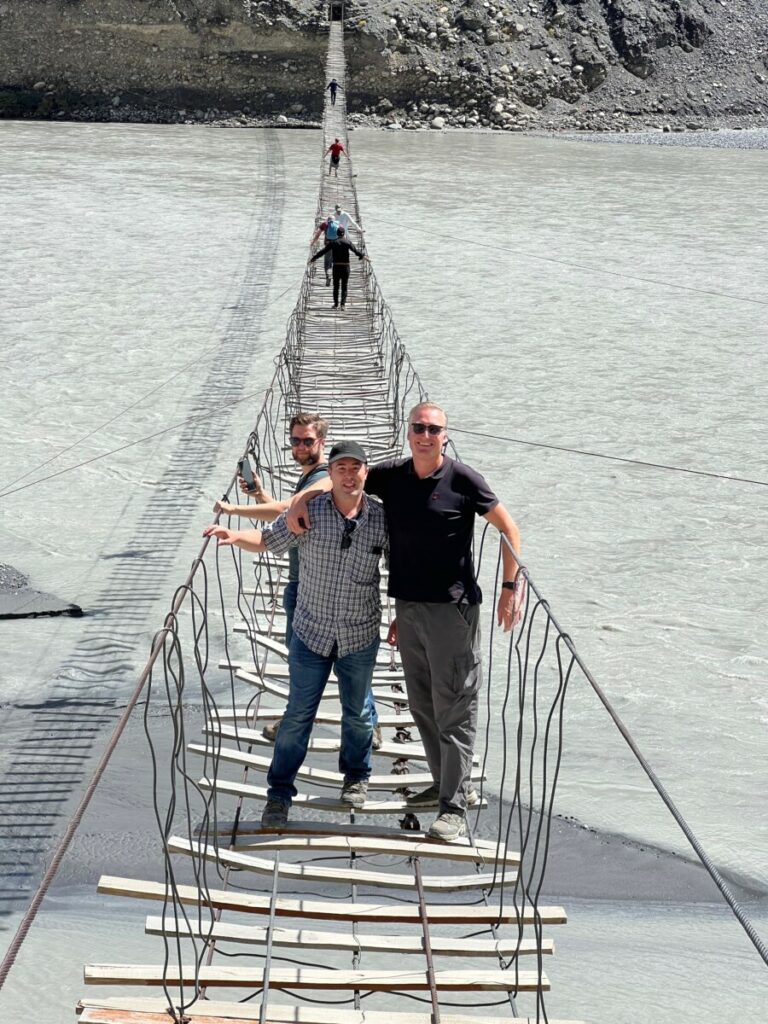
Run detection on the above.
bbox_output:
[287,402,523,842]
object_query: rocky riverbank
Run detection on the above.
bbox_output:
[1,0,767,131]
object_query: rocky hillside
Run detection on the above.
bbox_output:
[1,0,766,130]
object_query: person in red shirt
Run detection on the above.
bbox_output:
[324,138,348,177]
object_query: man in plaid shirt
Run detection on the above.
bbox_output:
[204,440,388,828]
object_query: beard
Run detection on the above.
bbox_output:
[293,448,320,467]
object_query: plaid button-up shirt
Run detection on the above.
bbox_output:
[262,493,388,658]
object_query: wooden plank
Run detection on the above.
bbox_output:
[212,707,416,729]
[145,915,552,957]
[79,999,585,1023]
[187,744,482,791]
[236,665,405,693]
[167,837,515,891]
[199,777,487,814]
[98,879,563,926]
[229,833,516,866]
[204,723,428,762]
[234,670,407,706]
[233,630,398,667]
[84,964,548,991]
[219,660,405,683]
[210,819,508,855]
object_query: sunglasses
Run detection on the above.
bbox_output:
[410,423,445,436]
[340,519,357,551]
[289,436,318,448]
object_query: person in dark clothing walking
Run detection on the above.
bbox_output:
[327,78,341,105]
[309,226,367,310]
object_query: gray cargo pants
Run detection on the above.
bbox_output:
[395,599,481,816]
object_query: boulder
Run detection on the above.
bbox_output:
[430,115,446,129]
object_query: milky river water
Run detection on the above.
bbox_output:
[1,121,767,1021]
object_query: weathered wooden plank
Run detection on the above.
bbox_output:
[167,837,515,891]
[144,915,551,957]
[98,876,561,929]
[84,964,549,991]
[219,659,403,682]
[199,777,487,814]
[212,707,416,729]
[187,744,482,791]
[235,665,405,694]
[209,818,496,847]
[79,1000,583,1024]
[232,672,402,707]
[233,631,398,668]
[204,722,427,761]
[230,833,514,865]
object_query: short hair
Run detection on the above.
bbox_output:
[407,401,447,427]
[337,226,345,236]
[289,413,328,439]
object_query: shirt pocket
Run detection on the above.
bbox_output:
[348,546,382,586]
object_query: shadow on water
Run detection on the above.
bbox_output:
[0,135,285,932]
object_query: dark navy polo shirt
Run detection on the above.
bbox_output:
[365,456,498,604]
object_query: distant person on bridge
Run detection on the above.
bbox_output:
[333,203,363,238]
[311,213,341,286]
[204,441,388,828]
[285,402,525,842]
[309,226,367,310]
[327,78,341,105]
[325,137,348,177]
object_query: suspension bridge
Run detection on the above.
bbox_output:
[73,20,581,1024]
[0,12,759,1024]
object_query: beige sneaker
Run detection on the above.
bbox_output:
[262,719,281,742]
[372,725,382,750]
[427,812,467,842]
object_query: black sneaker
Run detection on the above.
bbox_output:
[405,783,439,807]
[261,799,289,828]
[405,783,479,808]
[340,778,368,808]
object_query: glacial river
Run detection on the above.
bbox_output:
[0,121,767,1021]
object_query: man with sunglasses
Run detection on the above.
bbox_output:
[214,414,381,749]
[215,413,330,654]
[287,402,523,842]
[205,441,388,828]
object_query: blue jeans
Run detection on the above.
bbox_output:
[283,581,378,727]
[267,633,380,805]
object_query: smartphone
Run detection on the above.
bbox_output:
[238,457,257,492]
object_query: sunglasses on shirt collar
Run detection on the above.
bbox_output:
[340,519,357,550]
[410,423,445,436]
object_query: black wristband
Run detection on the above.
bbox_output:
[501,581,517,591]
